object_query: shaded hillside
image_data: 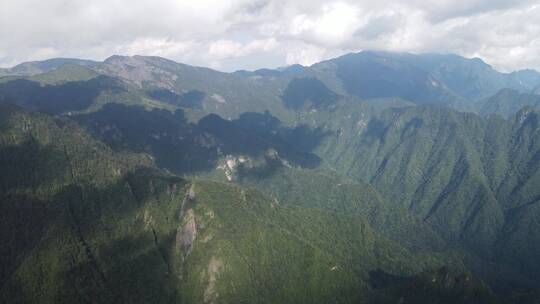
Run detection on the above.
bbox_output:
[281,77,339,109]
[1,51,540,302]
[0,58,98,77]
[371,267,498,304]
[94,55,294,122]
[0,105,492,304]
[477,89,540,118]
[309,105,540,285]
[73,104,326,174]
[309,51,540,105]
[4,51,539,120]
[0,76,127,114]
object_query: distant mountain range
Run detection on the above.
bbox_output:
[0,58,99,77]
[1,51,540,303]
[2,51,540,117]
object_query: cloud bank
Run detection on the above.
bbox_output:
[1,0,539,71]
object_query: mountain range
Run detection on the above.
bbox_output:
[1,51,540,303]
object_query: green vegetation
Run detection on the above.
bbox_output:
[302,104,540,287]
[476,88,540,118]
[27,64,99,85]
[1,51,540,303]
[0,105,484,303]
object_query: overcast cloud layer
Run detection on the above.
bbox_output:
[1,0,539,72]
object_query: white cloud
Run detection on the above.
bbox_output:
[288,2,362,46]
[0,0,539,72]
[209,38,277,59]
[285,44,328,66]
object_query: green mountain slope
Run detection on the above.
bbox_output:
[2,105,500,303]
[0,76,132,115]
[477,89,540,118]
[302,51,540,105]
[232,51,540,113]
[0,58,99,77]
[306,104,540,285]
[66,99,540,293]
[71,103,326,174]
[2,50,540,302]
[4,51,540,119]
[371,267,499,304]
[94,55,295,122]
[26,64,99,85]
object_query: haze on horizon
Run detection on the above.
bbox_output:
[1,0,539,72]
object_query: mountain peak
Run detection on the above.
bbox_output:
[0,57,98,76]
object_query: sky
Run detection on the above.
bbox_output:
[1,0,539,72]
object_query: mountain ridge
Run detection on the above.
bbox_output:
[3,51,539,77]
[2,49,540,303]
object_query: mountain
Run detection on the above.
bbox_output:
[94,55,293,122]
[371,267,499,304]
[309,52,465,106]
[307,104,540,285]
[2,50,540,303]
[4,51,538,120]
[0,104,497,304]
[0,75,129,115]
[477,89,540,118]
[294,51,540,114]
[0,58,99,77]
[62,93,540,292]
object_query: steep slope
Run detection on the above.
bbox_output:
[67,102,447,252]
[311,51,464,107]
[307,104,540,286]
[308,51,540,105]
[477,89,540,118]
[371,267,499,304]
[0,58,99,77]
[0,64,99,86]
[233,165,448,253]
[281,77,340,109]
[0,70,182,115]
[72,103,326,174]
[95,55,294,122]
[68,99,540,293]
[2,105,496,303]
[0,76,131,114]
[2,52,540,301]
[232,51,540,112]
[4,51,540,119]
[25,64,99,85]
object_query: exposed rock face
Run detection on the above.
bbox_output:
[217,155,251,181]
[203,257,223,304]
[175,184,200,278]
[176,209,197,260]
[211,93,227,104]
[142,209,155,229]
[97,55,178,89]
[187,183,196,200]
[179,183,195,220]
